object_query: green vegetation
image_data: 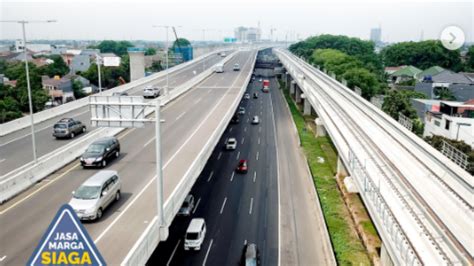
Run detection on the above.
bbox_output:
[41,55,69,77]
[82,55,129,89]
[91,40,134,56]
[172,38,191,49]
[382,90,426,136]
[145,47,157,56]
[280,80,371,265]
[466,46,474,72]
[380,40,463,71]
[424,135,474,175]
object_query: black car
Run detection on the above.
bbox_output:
[231,115,240,124]
[253,92,258,99]
[80,137,120,168]
[53,118,86,139]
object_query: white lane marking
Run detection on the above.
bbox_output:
[143,137,156,148]
[244,126,247,132]
[236,151,240,160]
[220,197,227,214]
[217,152,222,160]
[230,172,235,182]
[249,197,254,215]
[253,171,257,183]
[167,239,181,266]
[258,137,261,145]
[202,239,214,266]
[256,151,259,161]
[0,159,5,164]
[175,111,186,121]
[0,256,6,262]
[260,111,263,115]
[259,127,262,133]
[229,127,233,132]
[194,97,203,105]
[241,137,245,144]
[0,110,89,148]
[207,171,214,182]
[193,198,201,214]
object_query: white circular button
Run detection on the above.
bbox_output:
[440,26,465,50]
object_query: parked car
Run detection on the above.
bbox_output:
[53,118,86,139]
[226,138,237,150]
[184,218,207,250]
[69,170,121,221]
[236,159,248,174]
[251,116,260,124]
[143,86,161,98]
[244,93,250,100]
[178,194,195,216]
[253,92,258,99]
[112,92,128,96]
[240,243,260,266]
[231,115,240,124]
[80,137,121,168]
[238,107,246,115]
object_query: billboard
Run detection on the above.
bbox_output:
[103,56,121,67]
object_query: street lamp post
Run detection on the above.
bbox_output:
[1,19,56,163]
[95,53,103,93]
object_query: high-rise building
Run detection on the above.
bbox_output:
[234,27,261,42]
[370,27,382,44]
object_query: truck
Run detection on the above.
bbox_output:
[214,63,224,73]
[262,79,270,93]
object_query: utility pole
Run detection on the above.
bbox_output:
[1,19,56,163]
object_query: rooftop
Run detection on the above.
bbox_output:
[391,65,422,77]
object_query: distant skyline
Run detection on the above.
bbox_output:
[1,0,472,43]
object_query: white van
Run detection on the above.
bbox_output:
[69,170,121,221]
[214,63,224,73]
[184,218,206,251]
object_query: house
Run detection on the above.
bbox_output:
[42,75,74,103]
[384,66,404,75]
[414,70,474,102]
[415,66,445,82]
[389,65,422,84]
[424,101,474,147]
[71,54,91,73]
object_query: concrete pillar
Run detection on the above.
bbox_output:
[290,80,296,95]
[286,72,291,86]
[380,243,394,266]
[303,96,311,115]
[315,118,326,136]
[295,86,302,103]
[128,50,145,81]
[337,156,348,177]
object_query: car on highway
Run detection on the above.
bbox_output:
[251,116,260,124]
[226,138,237,150]
[258,79,262,82]
[236,159,248,174]
[231,115,240,124]
[69,170,121,221]
[52,118,86,139]
[220,52,226,57]
[244,93,250,100]
[238,107,246,115]
[112,91,128,96]
[253,92,258,99]
[240,243,260,266]
[233,63,240,71]
[184,218,207,251]
[143,86,161,98]
[80,137,121,168]
[178,194,195,216]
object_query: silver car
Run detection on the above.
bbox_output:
[143,86,161,98]
[69,170,121,221]
[178,194,195,216]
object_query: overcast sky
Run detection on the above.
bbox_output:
[1,0,472,43]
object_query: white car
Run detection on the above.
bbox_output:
[143,86,161,98]
[238,107,245,115]
[69,170,121,221]
[226,138,237,150]
[233,63,240,71]
[244,93,250,100]
[252,116,260,124]
[184,218,207,251]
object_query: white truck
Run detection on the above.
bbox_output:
[214,63,224,73]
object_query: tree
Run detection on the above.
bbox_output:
[464,45,474,71]
[172,38,191,49]
[39,55,69,77]
[72,80,86,99]
[145,47,157,56]
[433,87,456,101]
[380,40,462,71]
[382,90,426,121]
[97,40,133,56]
[342,68,381,99]
[149,61,163,72]
[82,54,129,89]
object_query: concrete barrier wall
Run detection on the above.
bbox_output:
[0,49,228,137]
[121,51,257,266]
[0,51,238,204]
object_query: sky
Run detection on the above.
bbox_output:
[0,0,473,43]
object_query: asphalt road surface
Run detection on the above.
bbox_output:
[0,50,255,265]
[0,52,228,176]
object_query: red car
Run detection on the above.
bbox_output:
[236,159,248,174]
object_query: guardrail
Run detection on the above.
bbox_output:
[0,51,239,204]
[0,48,231,137]
[121,50,257,266]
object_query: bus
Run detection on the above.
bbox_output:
[262,79,270,93]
